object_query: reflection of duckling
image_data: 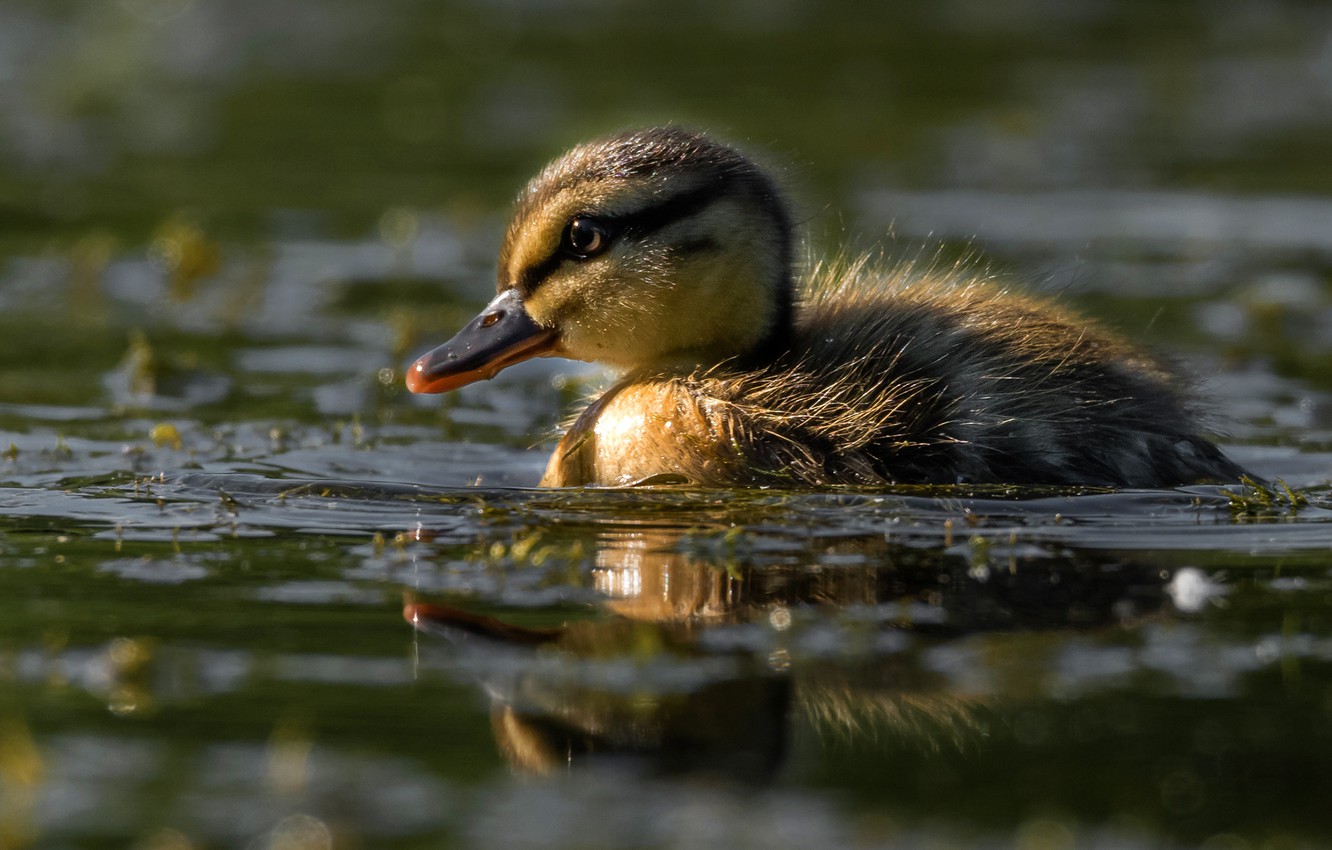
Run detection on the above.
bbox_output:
[407,127,1246,487]
[406,599,790,779]
[404,530,1175,776]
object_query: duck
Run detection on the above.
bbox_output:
[405,126,1247,488]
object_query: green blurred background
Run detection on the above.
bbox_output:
[7,0,1332,237]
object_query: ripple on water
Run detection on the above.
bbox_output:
[97,555,211,584]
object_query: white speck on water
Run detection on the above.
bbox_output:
[1165,567,1228,613]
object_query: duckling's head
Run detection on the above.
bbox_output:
[406,127,794,393]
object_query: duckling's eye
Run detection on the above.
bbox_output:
[564,216,611,259]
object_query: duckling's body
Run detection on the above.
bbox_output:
[408,128,1246,488]
[542,266,1243,487]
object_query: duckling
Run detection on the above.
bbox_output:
[406,127,1247,488]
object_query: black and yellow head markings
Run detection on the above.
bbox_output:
[500,127,793,300]
[511,176,740,295]
[409,126,801,389]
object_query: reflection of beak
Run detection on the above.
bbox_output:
[405,288,558,394]
[404,597,561,646]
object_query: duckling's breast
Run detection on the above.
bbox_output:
[541,378,739,487]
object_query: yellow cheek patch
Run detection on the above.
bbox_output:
[522,276,569,326]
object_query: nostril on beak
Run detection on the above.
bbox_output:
[480,311,503,328]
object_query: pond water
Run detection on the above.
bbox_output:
[4,2,1332,848]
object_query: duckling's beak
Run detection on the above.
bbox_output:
[405,288,558,394]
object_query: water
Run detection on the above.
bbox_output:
[4,1,1332,848]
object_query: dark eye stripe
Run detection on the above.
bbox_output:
[516,251,565,294]
[514,176,733,294]
[610,177,731,239]
[672,236,721,255]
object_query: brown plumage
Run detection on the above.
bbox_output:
[407,127,1247,488]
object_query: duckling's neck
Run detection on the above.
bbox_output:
[637,270,795,377]
[732,206,797,369]
[745,179,798,367]
[748,270,796,365]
